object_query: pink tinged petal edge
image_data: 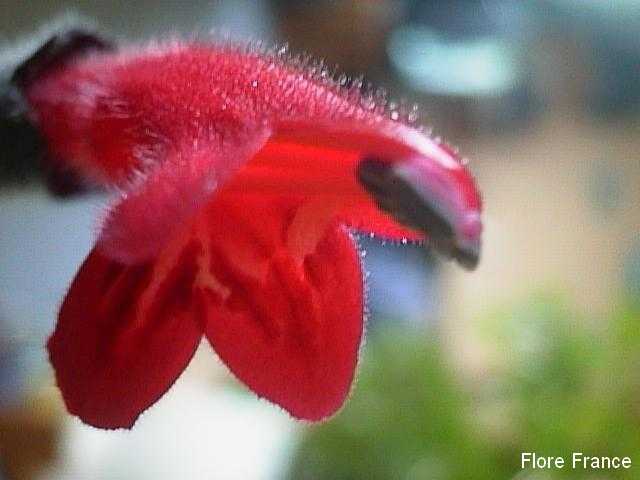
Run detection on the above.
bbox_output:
[97,128,272,264]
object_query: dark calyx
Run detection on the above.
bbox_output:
[0,28,113,193]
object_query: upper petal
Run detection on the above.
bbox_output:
[221,135,424,242]
[222,119,481,263]
[97,128,271,264]
[24,41,481,266]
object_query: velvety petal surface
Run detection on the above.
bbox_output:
[223,137,424,241]
[25,42,477,259]
[97,128,271,264]
[47,240,204,429]
[193,195,365,420]
[28,38,484,428]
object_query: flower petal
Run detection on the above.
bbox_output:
[47,240,204,429]
[97,129,271,264]
[222,136,423,241]
[194,195,364,420]
[220,117,481,262]
[25,41,481,265]
[267,120,482,263]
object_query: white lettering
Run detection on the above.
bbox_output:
[523,452,631,470]
[573,453,583,469]
[572,453,632,469]
[521,453,564,469]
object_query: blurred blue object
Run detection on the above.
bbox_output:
[0,338,29,408]
[0,187,98,408]
[358,236,441,329]
[0,299,41,408]
[388,0,539,131]
[390,0,532,97]
[388,24,520,97]
[391,0,640,125]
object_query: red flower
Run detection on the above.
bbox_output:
[19,34,482,428]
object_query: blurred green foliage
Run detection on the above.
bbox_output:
[286,294,640,480]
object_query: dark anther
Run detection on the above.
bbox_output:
[357,156,453,239]
[357,156,478,269]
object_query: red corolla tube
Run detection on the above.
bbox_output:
[5,28,483,429]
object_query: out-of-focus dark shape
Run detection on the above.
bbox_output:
[10,29,113,89]
[0,346,26,411]
[0,26,111,196]
[388,24,520,97]
[0,114,42,185]
[387,0,539,135]
[0,306,26,410]
[538,0,640,117]
[271,0,403,80]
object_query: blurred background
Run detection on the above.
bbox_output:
[1,1,639,479]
